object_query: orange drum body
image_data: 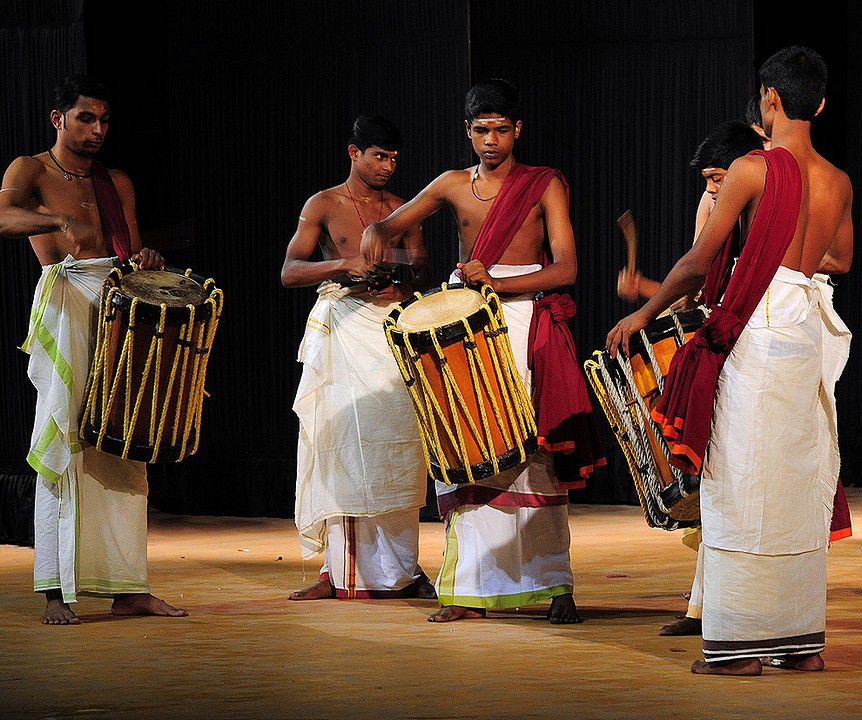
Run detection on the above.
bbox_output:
[384,283,537,484]
[80,265,223,463]
[584,307,706,530]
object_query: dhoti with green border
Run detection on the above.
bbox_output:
[26,256,150,603]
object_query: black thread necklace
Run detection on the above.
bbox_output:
[470,165,499,202]
[48,149,91,180]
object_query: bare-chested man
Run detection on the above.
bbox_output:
[362,79,604,624]
[0,74,187,624]
[607,46,853,675]
[281,114,436,601]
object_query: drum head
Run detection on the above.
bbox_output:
[120,270,209,307]
[396,287,486,332]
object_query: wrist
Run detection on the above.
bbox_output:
[58,216,72,234]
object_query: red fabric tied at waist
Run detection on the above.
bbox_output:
[692,308,743,354]
[529,291,593,458]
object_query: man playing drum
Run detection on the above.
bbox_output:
[607,46,853,675]
[618,120,765,638]
[362,79,605,623]
[281,114,436,600]
[0,74,187,624]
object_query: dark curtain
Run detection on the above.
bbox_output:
[81,1,472,515]
[1,1,859,528]
[470,1,756,501]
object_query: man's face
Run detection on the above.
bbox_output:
[351,145,398,189]
[465,114,521,167]
[54,96,110,158]
[701,167,728,202]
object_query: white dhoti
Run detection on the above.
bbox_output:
[434,265,573,608]
[292,282,428,595]
[26,256,149,603]
[700,267,844,661]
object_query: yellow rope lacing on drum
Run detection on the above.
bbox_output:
[384,284,536,485]
[81,268,224,463]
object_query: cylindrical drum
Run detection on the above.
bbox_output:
[80,265,224,463]
[384,282,537,484]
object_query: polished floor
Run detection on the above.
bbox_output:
[0,489,860,720]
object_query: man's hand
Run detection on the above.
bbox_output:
[616,268,641,302]
[368,281,411,303]
[131,247,164,270]
[360,223,391,264]
[606,308,651,359]
[455,260,494,289]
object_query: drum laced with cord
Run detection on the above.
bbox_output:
[584,306,706,530]
[80,263,224,463]
[384,282,537,485]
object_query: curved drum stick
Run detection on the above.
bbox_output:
[616,209,637,274]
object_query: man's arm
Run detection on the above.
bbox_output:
[281,195,373,288]
[0,156,68,237]
[607,154,764,357]
[361,172,452,263]
[817,182,853,274]
[395,221,434,293]
[109,168,161,269]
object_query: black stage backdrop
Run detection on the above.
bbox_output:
[1,1,859,529]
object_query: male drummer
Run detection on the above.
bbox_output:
[618,120,765,638]
[361,79,605,623]
[607,46,853,675]
[280,114,436,600]
[0,74,187,624]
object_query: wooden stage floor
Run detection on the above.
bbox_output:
[1,489,860,720]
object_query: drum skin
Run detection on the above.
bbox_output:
[80,265,223,463]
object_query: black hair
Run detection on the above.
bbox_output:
[758,45,827,121]
[744,93,762,127]
[52,74,111,113]
[349,114,402,152]
[689,120,764,170]
[464,78,521,123]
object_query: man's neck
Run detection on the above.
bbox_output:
[476,155,516,179]
[768,117,814,154]
[49,144,94,177]
[344,175,382,200]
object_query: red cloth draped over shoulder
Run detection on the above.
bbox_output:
[470,163,606,488]
[650,147,802,475]
[90,160,132,261]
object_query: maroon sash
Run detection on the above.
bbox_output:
[651,147,802,474]
[470,163,605,486]
[90,161,132,261]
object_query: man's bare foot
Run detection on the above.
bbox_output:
[288,578,335,600]
[547,594,583,624]
[428,605,486,622]
[42,592,81,625]
[691,658,763,676]
[659,616,701,636]
[413,581,437,600]
[111,593,188,617]
[767,653,825,671]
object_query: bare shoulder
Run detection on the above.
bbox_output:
[3,154,47,182]
[430,167,472,197]
[818,157,852,197]
[107,167,134,193]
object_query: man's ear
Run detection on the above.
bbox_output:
[464,119,471,138]
[814,97,826,117]
[348,143,361,161]
[514,120,522,138]
[51,109,63,131]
